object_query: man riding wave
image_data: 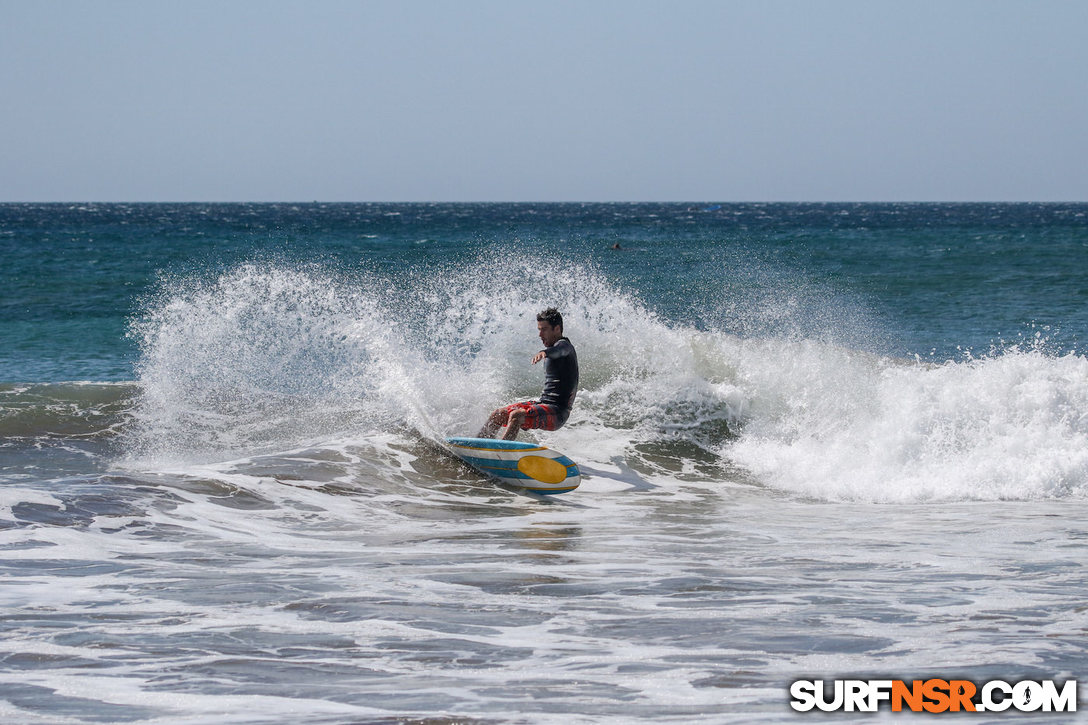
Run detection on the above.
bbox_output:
[478,307,578,441]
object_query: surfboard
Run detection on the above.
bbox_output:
[444,437,580,495]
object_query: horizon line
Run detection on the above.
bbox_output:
[2,199,1086,205]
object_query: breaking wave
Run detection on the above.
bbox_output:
[123,258,1088,502]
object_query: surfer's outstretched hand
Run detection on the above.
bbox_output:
[532,350,546,365]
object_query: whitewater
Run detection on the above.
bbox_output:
[2,203,1087,722]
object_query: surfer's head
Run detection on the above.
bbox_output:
[536,307,564,347]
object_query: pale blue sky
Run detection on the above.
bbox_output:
[2,0,1086,201]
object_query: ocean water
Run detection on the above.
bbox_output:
[2,202,1087,723]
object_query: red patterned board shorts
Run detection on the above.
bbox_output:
[503,401,562,431]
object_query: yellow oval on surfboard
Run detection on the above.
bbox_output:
[517,455,569,484]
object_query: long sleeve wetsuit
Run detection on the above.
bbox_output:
[537,337,578,424]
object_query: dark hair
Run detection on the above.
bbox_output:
[537,307,563,331]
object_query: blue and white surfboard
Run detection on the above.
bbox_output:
[445,437,580,495]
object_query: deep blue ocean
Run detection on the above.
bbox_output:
[4,202,1087,381]
[2,203,1086,723]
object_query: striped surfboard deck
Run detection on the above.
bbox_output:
[444,437,580,495]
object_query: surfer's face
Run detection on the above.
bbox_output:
[537,320,562,348]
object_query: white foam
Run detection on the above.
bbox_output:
[726,342,1088,501]
[124,259,1088,502]
[0,488,64,522]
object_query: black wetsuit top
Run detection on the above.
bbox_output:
[538,337,578,424]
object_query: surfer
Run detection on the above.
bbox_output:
[478,307,579,441]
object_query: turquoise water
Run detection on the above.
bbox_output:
[2,203,1087,723]
[4,202,1087,381]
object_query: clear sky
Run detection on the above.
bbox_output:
[2,0,1086,202]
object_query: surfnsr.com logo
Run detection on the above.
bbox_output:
[789,679,1077,713]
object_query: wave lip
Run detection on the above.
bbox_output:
[726,345,1088,502]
